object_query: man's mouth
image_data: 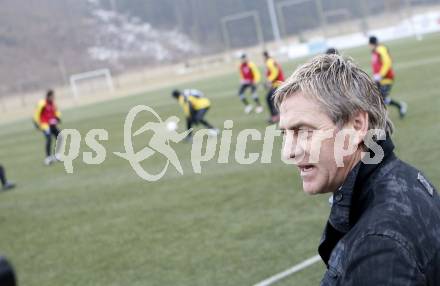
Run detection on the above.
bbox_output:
[298,164,316,177]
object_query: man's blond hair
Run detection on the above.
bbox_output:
[274,54,393,134]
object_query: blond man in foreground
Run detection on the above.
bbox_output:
[275,54,439,285]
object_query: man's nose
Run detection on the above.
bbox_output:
[283,134,306,163]
[292,143,306,161]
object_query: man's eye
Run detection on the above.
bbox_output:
[298,128,312,134]
[297,129,315,138]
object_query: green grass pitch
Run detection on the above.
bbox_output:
[1,33,440,286]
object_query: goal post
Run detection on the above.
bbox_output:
[220,10,264,51]
[69,68,115,100]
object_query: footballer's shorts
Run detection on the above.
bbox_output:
[377,83,393,104]
[266,87,278,116]
[42,124,61,157]
[187,108,213,131]
[191,108,209,124]
[41,124,60,137]
[238,83,257,95]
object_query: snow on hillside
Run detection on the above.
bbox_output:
[87,1,200,63]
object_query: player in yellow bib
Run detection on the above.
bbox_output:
[172,89,218,141]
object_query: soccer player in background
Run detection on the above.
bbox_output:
[0,165,15,191]
[325,47,339,55]
[369,36,407,118]
[33,90,63,165]
[0,256,16,286]
[172,89,218,141]
[263,51,285,124]
[237,53,263,114]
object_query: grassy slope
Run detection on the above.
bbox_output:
[0,33,439,286]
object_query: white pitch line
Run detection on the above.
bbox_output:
[253,255,322,286]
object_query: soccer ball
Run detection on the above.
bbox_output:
[166,121,178,131]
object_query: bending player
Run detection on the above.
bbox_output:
[172,89,218,141]
[33,90,63,165]
[369,36,407,118]
[263,51,284,123]
[238,53,263,114]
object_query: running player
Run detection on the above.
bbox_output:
[33,90,62,165]
[369,36,407,118]
[263,51,285,123]
[171,89,218,141]
[238,53,263,114]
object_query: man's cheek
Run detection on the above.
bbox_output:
[308,130,334,164]
[334,129,358,167]
[313,141,333,166]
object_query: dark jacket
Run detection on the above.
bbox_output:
[319,136,440,285]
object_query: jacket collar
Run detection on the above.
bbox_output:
[328,134,395,232]
[318,134,395,264]
[328,163,361,233]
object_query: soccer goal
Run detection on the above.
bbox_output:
[69,68,115,100]
[220,10,264,51]
[275,0,327,38]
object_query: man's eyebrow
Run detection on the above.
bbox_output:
[281,121,316,130]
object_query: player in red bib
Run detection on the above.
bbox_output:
[33,90,63,165]
[369,36,407,118]
[238,53,263,114]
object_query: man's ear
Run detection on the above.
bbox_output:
[352,110,369,145]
